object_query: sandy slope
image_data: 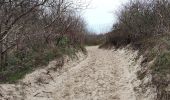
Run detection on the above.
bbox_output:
[0,46,154,100]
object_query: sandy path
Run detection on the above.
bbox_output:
[52,46,139,100]
[0,46,142,100]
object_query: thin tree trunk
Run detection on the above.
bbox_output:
[0,40,3,69]
[4,37,8,67]
[0,26,2,68]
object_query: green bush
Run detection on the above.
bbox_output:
[152,52,170,75]
[58,36,70,47]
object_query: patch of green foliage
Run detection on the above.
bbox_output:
[58,36,70,47]
[152,52,170,76]
[0,48,61,83]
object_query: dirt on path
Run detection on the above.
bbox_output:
[0,46,154,100]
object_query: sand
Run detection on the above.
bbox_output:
[0,46,155,100]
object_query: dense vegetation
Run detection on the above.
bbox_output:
[0,0,87,83]
[84,33,105,46]
[103,0,170,99]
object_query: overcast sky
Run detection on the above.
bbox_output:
[83,0,129,34]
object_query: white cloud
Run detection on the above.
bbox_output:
[83,0,129,34]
